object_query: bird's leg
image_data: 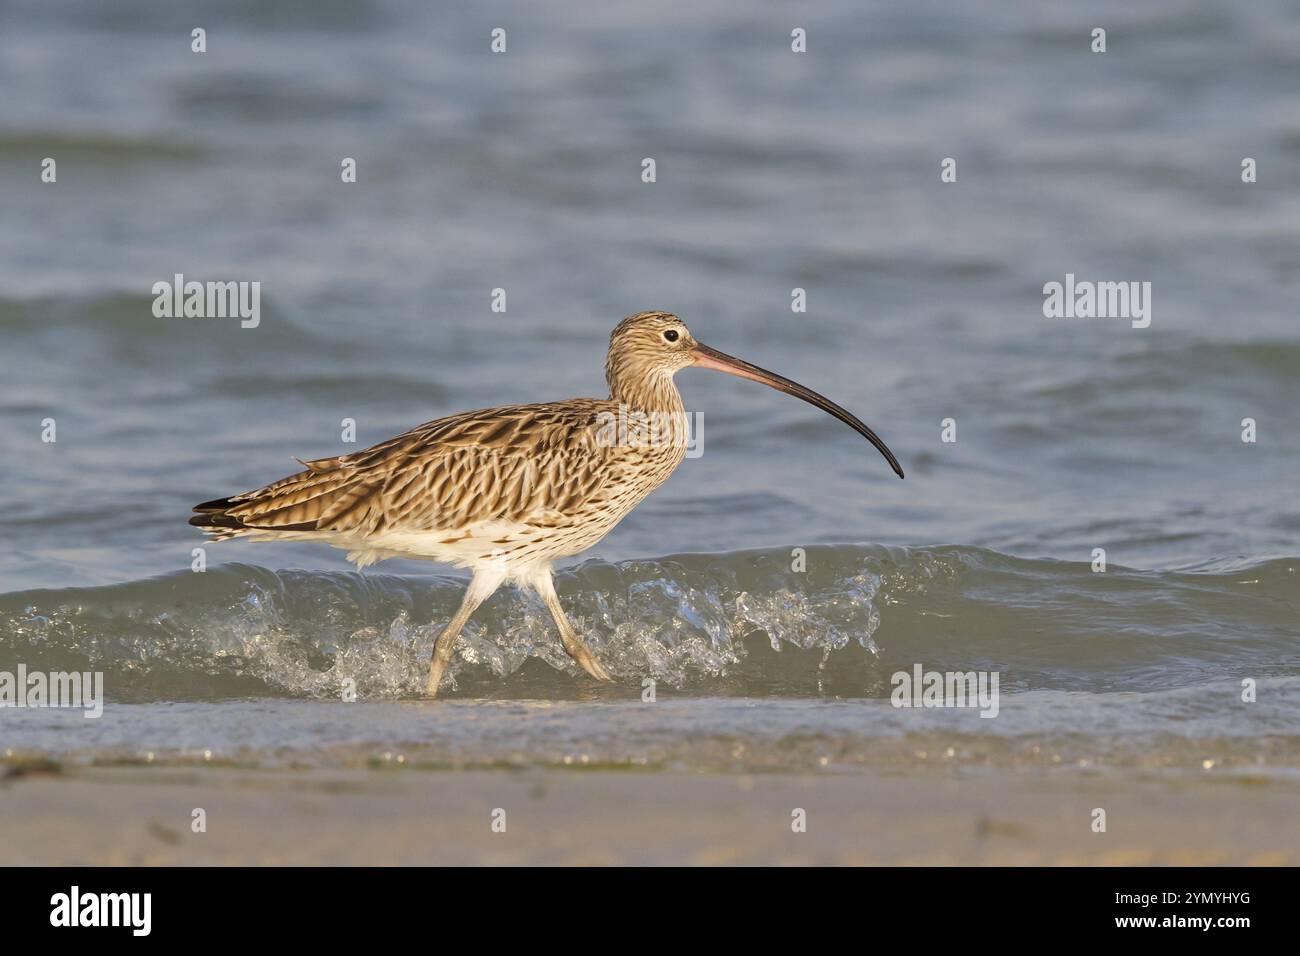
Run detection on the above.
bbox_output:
[425,569,504,698]
[532,569,613,682]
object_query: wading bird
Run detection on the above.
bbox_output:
[192,311,903,696]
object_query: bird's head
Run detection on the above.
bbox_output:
[605,310,904,478]
[606,310,699,380]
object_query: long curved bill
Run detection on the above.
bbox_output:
[692,342,905,479]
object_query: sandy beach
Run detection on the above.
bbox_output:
[2,764,1294,866]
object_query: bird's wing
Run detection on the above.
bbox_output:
[191,400,618,537]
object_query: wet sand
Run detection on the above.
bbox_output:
[1,765,1295,865]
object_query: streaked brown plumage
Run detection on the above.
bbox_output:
[192,310,903,696]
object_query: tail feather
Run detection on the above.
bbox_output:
[190,485,329,539]
[188,509,319,536]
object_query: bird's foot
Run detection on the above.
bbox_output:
[562,637,613,682]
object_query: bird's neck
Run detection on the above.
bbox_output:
[607,369,684,415]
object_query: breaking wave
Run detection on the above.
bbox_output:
[1,545,1295,701]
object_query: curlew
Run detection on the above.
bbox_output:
[191,311,904,696]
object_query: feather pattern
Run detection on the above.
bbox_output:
[191,395,690,571]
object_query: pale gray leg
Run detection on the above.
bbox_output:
[531,568,613,682]
[425,569,504,697]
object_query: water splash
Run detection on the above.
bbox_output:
[0,545,1295,701]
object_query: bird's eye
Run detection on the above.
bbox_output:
[663,329,680,343]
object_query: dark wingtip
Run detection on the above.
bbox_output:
[193,497,233,513]
[189,511,239,530]
[189,507,318,534]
